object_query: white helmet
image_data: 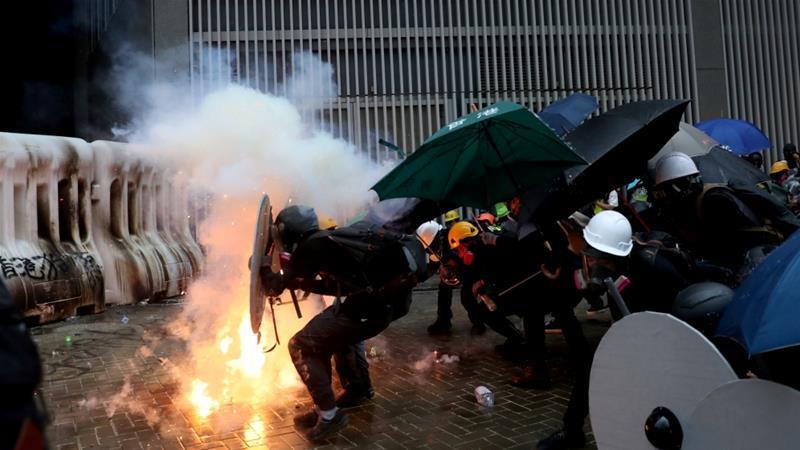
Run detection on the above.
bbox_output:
[655,152,700,186]
[416,220,443,261]
[583,210,633,257]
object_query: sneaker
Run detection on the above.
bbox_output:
[293,409,319,428]
[510,365,552,390]
[536,429,586,450]
[427,320,452,335]
[470,322,487,335]
[306,410,349,441]
[544,314,562,334]
[335,388,375,408]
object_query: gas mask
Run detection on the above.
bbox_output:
[456,245,475,266]
[575,254,619,296]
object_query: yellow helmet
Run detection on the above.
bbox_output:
[770,160,790,175]
[444,209,460,223]
[318,214,338,230]
[448,221,479,249]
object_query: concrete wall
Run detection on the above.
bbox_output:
[0,132,204,323]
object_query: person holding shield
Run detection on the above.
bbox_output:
[260,205,436,441]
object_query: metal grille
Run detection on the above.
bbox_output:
[77,0,120,52]
[189,0,698,160]
[720,0,800,165]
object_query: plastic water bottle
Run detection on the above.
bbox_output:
[474,385,494,407]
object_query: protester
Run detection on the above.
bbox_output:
[426,211,488,335]
[743,151,764,169]
[445,221,530,354]
[782,143,799,171]
[770,160,792,185]
[0,279,46,449]
[261,205,434,440]
[651,152,800,271]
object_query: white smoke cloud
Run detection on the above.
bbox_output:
[78,377,160,427]
[107,50,394,424]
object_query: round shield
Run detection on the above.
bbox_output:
[589,312,736,450]
[683,379,800,450]
[249,194,273,335]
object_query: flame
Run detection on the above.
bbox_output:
[173,198,324,425]
[218,336,233,355]
[189,379,219,418]
[227,316,266,377]
[243,415,265,441]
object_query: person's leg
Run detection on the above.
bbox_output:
[288,306,363,439]
[428,282,454,334]
[459,286,487,332]
[538,302,592,450]
[510,301,551,389]
[333,341,374,407]
[289,307,342,412]
[557,305,592,438]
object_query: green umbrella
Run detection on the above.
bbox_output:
[371,101,586,209]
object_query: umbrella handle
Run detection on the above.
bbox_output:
[604,277,631,317]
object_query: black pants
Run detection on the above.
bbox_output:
[527,279,592,435]
[436,282,485,326]
[289,292,405,410]
[465,287,524,341]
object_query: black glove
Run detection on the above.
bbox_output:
[261,271,285,296]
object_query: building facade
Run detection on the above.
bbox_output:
[71,1,800,165]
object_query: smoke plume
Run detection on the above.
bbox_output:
[115,51,392,426]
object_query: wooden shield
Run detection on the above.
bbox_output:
[249,194,273,335]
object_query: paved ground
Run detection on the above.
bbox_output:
[32,286,610,449]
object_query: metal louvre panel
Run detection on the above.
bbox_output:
[187,0,707,159]
[720,0,800,166]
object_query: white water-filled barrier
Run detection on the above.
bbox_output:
[0,132,204,323]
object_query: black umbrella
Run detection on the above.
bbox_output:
[693,147,768,186]
[519,99,690,236]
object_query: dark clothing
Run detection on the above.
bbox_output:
[1,280,44,448]
[620,232,693,313]
[656,184,799,270]
[280,223,426,410]
[289,291,407,410]
[435,282,454,322]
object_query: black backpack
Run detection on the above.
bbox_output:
[698,181,800,242]
[326,221,428,292]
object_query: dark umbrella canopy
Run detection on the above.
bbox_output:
[717,230,800,355]
[371,102,586,209]
[646,122,768,186]
[539,92,599,137]
[563,99,691,188]
[519,100,690,232]
[693,147,769,186]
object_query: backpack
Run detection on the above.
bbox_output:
[698,181,800,242]
[326,221,428,292]
[632,230,693,278]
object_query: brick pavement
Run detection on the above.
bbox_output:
[32,287,609,449]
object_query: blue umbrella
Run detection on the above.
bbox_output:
[538,92,598,137]
[717,230,800,355]
[695,118,771,156]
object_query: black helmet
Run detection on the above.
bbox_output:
[275,205,319,251]
[672,282,733,336]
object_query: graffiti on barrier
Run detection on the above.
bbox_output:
[0,252,102,282]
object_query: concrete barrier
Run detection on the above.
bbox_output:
[0,132,204,323]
